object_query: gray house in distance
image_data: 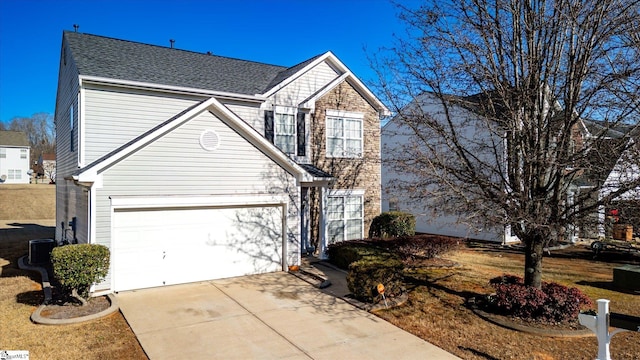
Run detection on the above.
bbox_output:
[54,31,388,294]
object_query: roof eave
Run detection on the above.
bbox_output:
[79,75,266,103]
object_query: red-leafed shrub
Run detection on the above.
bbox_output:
[488,274,592,322]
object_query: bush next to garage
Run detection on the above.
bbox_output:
[347,257,405,303]
[51,244,110,306]
[368,211,416,238]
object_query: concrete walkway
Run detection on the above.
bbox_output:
[117,272,461,360]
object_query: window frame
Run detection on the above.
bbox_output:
[325,109,364,158]
[20,149,27,159]
[0,148,5,158]
[326,189,365,244]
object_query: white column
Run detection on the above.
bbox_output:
[318,186,328,259]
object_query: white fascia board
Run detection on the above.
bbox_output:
[110,194,289,209]
[261,51,335,98]
[208,98,311,183]
[79,76,265,103]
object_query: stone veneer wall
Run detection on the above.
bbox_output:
[308,81,381,245]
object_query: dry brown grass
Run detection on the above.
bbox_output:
[0,184,55,220]
[375,244,640,360]
[0,184,146,360]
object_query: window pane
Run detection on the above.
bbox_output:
[0,149,5,158]
[326,117,343,137]
[328,220,345,244]
[346,219,362,240]
[345,118,361,139]
[20,149,27,159]
[327,138,342,157]
[346,196,362,219]
[327,197,344,220]
[275,134,295,154]
[345,139,361,156]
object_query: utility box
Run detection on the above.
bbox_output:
[29,239,55,264]
[613,264,640,291]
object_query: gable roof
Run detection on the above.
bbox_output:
[64,31,305,95]
[0,131,29,147]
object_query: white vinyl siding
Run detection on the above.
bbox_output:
[272,61,340,107]
[326,110,363,158]
[327,190,364,244]
[223,101,262,132]
[92,110,300,290]
[0,146,30,184]
[82,86,201,164]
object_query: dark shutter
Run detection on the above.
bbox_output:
[297,112,306,156]
[264,110,274,143]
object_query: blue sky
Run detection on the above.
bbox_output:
[0,0,415,123]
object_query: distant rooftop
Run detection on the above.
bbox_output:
[0,131,29,147]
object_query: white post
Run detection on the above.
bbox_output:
[318,186,328,260]
[595,299,611,360]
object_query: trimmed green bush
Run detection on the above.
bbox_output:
[347,257,405,303]
[51,244,110,305]
[327,241,389,270]
[369,211,416,238]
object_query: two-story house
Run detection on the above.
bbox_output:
[0,131,30,184]
[54,31,388,294]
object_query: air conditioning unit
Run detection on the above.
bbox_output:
[29,239,56,265]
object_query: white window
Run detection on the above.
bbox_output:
[20,149,27,159]
[275,112,296,155]
[0,148,5,158]
[8,169,21,180]
[326,110,363,158]
[327,190,364,244]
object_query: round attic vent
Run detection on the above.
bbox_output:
[199,129,221,151]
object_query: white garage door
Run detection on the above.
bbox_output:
[112,205,284,292]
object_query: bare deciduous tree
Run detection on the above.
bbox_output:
[376,0,640,287]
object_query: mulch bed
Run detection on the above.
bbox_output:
[39,296,111,319]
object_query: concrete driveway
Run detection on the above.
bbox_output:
[117,272,460,360]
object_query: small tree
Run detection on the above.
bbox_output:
[51,244,110,305]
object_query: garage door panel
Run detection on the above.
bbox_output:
[113,205,283,292]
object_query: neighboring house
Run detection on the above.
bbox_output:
[0,131,30,184]
[54,31,388,294]
[36,153,56,183]
[578,121,640,237]
[383,92,639,243]
[381,93,520,243]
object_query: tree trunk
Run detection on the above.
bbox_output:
[71,288,88,306]
[523,236,544,289]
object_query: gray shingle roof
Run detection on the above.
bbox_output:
[64,31,323,95]
[0,131,29,147]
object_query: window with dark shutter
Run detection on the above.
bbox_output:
[264,110,274,143]
[297,112,306,156]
